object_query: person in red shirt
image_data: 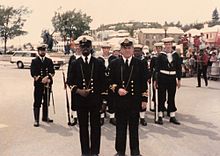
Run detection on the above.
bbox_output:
[196,49,208,87]
[194,35,201,52]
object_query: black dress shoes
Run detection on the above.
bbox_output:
[114,153,125,156]
[109,118,116,125]
[42,118,53,123]
[170,117,180,125]
[70,118,77,126]
[33,121,39,127]
[155,117,163,125]
[140,118,147,126]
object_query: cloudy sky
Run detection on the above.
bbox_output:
[1,0,220,45]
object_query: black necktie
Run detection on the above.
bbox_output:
[125,59,129,68]
[85,56,88,64]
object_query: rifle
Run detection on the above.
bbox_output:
[155,86,159,123]
[51,89,55,114]
[148,79,153,111]
[46,82,50,123]
[45,68,56,115]
[62,68,71,125]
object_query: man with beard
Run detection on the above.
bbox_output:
[109,38,148,156]
[30,44,55,127]
[67,35,106,156]
[154,37,181,125]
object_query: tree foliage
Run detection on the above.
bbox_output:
[51,9,92,40]
[212,8,219,22]
[0,5,31,53]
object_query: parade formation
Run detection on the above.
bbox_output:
[27,34,199,156]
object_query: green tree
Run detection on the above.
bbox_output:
[52,9,92,40]
[212,8,219,22]
[0,5,31,53]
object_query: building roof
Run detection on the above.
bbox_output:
[140,27,184,34]
[201,25,220,33]
[185,28,201,36]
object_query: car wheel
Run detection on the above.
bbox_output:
[17,61,24,69]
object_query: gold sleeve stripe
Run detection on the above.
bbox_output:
[110,84,117,93]
[70,85,77,91]
[142,91,148,97]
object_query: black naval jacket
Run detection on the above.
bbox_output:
[155,51,182,83]
[150,56,158,81]
[109,57,148,111]
[67,56,106,110]
[30,56,55,86]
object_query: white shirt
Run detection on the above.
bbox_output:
[40,56,45,62]
[122,56,132,66]
[81,54,91,64]
[74,54,81,59]
[167,53,173,63]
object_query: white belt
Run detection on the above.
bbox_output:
[160,70,176,75]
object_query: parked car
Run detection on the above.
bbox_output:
[10,51,65,69]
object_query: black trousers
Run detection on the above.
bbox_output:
[107,92,115,114]
[77,108,101,155]
[197,65,208,87]
[71,92,77,111]
[115,110,140,155]
[158,80,177,113]
[33,85,51,119]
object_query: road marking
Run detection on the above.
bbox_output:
[0,124,8,129]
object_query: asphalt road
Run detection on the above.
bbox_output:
[0,61,220,156]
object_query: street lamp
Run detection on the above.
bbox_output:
[164,26,168,38]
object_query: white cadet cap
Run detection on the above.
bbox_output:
[77,35,94,42]
[134,44,143,49]
[101,42,111,48]
[154,42,163,47]
[161,37,174,43]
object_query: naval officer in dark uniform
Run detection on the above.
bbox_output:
[30,44,55,127]
[67,35,106,156]
[109,38,148,156]
[154,37,181,125]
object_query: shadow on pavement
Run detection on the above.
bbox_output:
[138,112,220,141]
[40,123,73,137]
